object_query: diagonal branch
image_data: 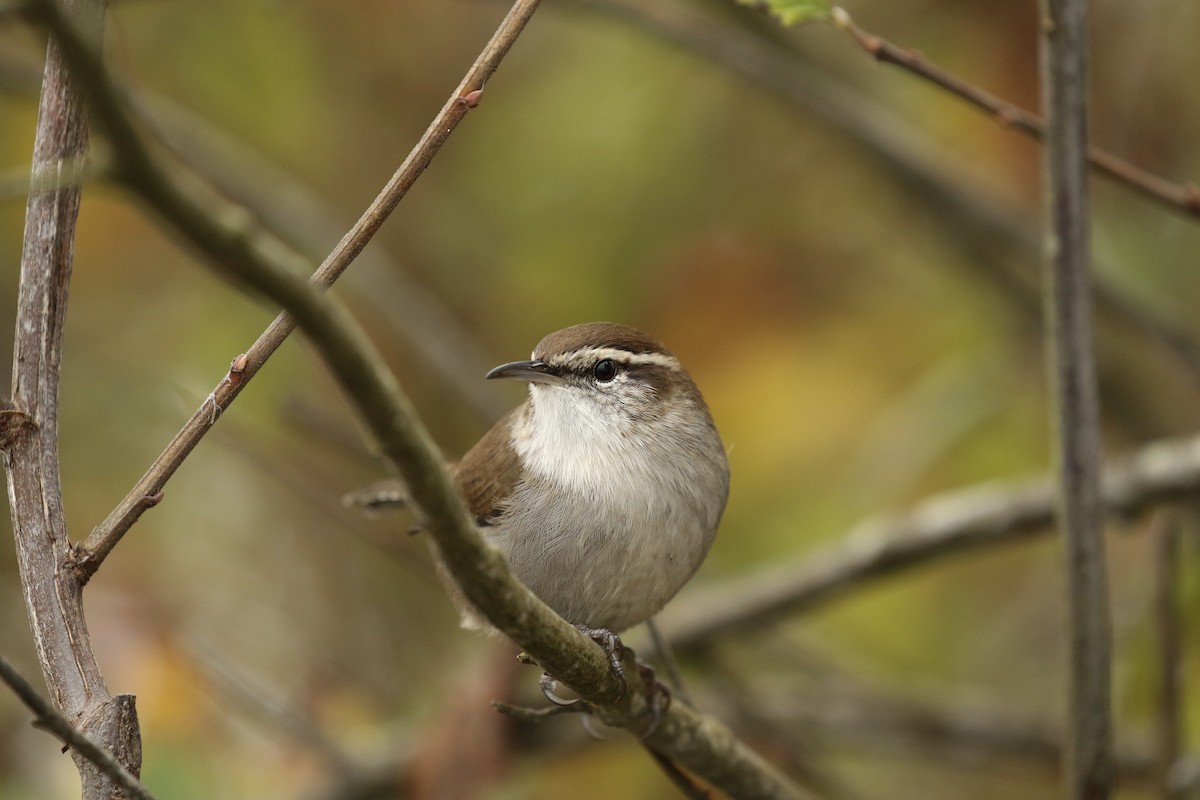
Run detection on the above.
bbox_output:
[69,0,528,580]
[0,655,154,800]
[659,432,1200,651]
[25,1,807,797]
[831,7,1200,219]
[129,95,508,424]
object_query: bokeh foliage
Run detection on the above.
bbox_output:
[1,0,1198,797]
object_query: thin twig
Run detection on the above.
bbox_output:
[127,93,509,426]
[831,7,1200,219]
[1040,1,1113,797]
[1,51,507,426]
[492,701,586,722]
[69,0,524,579]
[570,0,1200,400]
[660,432,1200,651]
[0,655,155,800]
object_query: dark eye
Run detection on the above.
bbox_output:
[593,359,618,383]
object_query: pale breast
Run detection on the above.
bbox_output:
[489,390,729,631]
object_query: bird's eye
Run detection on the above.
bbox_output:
[593,359,618,383]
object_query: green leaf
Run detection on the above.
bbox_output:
[738,0,832,26]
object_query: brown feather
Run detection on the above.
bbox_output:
[534,321,673,361]
[453,406,524,525]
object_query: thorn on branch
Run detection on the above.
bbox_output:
[457,88,483,109]
[227,353,249,388]
[67,545,92,584]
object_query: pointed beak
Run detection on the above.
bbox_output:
[486,359,566,385]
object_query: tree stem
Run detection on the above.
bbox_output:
[1039,1,1113,797]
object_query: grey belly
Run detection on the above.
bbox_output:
[487,510,703,633]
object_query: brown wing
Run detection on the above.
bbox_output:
[453,407,524,526]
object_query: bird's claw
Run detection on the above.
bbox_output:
[537,625,625,706]
[574,624,627,698]
[536,626,667,737]
[539,671,579,707]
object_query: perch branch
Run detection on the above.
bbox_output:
[27,0,806,796]
[831,7,1200,219]
[660,432,1200,650]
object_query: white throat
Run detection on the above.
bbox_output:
[516,383,658,498]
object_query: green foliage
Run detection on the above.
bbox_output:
[737,0,832,26]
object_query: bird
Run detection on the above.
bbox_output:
[347,322,729,695]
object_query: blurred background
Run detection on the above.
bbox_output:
[1,0,1199,797]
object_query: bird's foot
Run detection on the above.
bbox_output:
[574,624,626,697]
[538,625,627,706]
[530,631,669,739]
[538,671,578,706]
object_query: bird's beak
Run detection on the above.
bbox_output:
[486,359,566,385]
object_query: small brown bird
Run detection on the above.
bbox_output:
[348,322,729,679]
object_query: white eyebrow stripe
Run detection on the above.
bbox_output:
[554,346,680,371]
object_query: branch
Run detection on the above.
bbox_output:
[831,7,1200,219]
[701,642,1157,793]
[0,655,154,800]
[1,50,508,427]
[63,0,525,580]
[659,432,1200,651]
[26,1,807,797]
[4,0,144,795]
[726,679,1157,784]
[136,106,507,426]
[1040,1,1113,796]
